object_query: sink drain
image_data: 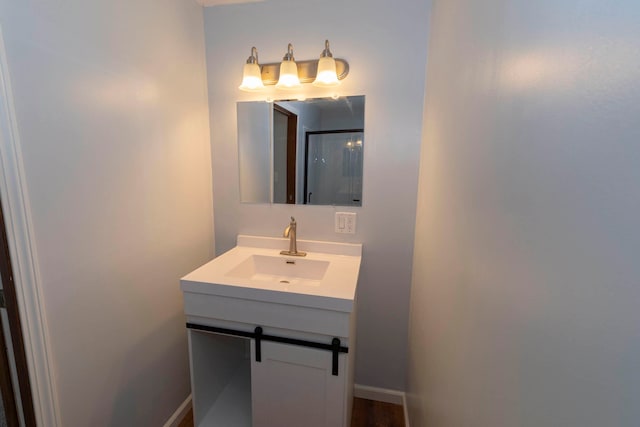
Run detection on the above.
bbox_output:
[280,280,290,284]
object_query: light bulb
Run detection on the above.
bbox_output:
[276,43,302,89]
[239,47,265,91]
[239,63,264,91]
[313,40,340,87]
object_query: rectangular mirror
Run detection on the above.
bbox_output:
[238,96,365,206]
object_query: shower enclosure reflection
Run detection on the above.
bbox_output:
[305,130,363,205]
[237,96,365,206]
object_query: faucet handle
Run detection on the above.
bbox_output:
[290,216,296,224]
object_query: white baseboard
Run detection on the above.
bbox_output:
[353,384,405,405]
[163,394,192,427]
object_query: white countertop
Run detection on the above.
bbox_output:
[181,235,362,312]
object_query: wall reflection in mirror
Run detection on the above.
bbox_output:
[238,96,365,206]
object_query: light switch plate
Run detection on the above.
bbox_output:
[335,212,356,234]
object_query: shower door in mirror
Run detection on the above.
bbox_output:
[304,130,363,206]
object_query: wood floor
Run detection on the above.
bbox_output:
[178,397,405,427]
[351,398,405,427]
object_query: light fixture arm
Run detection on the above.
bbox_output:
[246,46,259,64]
[320,40,333,58]
[282,43,295,61]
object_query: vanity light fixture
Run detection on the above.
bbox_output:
[312,40,340,87]
[238,47,265,91]
[275,43,302,89]
[239,40,349,90]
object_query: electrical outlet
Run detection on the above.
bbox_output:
[335,212,356,234]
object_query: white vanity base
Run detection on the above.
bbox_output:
[182,235,361,427]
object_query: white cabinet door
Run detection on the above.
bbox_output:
[251,340,347,427]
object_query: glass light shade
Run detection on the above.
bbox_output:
[239,63,264,91]
[275,60,302,89]
[313,56,340,87]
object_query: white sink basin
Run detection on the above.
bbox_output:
[181,235,362,312]
[226,254,330,285]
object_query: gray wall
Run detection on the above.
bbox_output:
[409,1,640,425]
[0,1,213,425]
[204,0,430,390]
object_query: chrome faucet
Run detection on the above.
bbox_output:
[280,217,306,257]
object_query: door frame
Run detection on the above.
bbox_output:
[273,104,297,204]
[0,25,61,426]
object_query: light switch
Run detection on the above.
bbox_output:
[335,212,356,234]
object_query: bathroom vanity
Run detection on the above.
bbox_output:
[181,235,362,427]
